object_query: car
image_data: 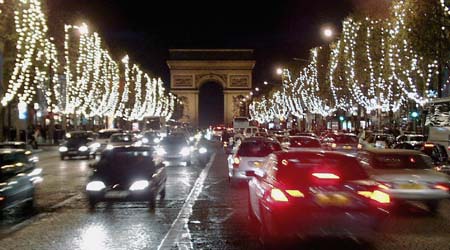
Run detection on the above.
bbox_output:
[155,135,192,166]
[365,133,395,149]
[228,137,281,183]
[0,149,42,214]
[0,141,33,150]
[287,136,322,149]
[59,132,97,160]
[140,131,161,147]
[394,142,450,175]
[86,146,166,210]
[357,149,450,213]
[96,128,123,152]
[292,132,318,138]
[212,125,226,139]
[247,149,390,245]
[104,133,136,150]
[322,133,362,154]
[395,134,425,146]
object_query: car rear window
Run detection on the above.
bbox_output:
[408,136,425,142]
[276,152,368,186]
[289,137,321,148]
[329,134,358,143]
[372,154,433,169]
[237,142,272,157]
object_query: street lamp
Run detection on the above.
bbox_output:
[263,81,268,85]
[255,87,260,92]
[276,68,283,75]
[78,23,89,35]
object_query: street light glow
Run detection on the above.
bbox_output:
[276,68,283,75]
[264,81,268,85]
[78,23,89,35]
[323,27,333,38]
[255,87,260,92]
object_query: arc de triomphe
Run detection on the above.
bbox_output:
[167,49,255,127]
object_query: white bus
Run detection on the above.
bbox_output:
[425,97,450,158]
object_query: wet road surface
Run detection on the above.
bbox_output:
[0,143,450,249]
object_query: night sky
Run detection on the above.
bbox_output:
[47,0,354,88]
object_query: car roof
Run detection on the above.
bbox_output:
[274,148,356,158]
[99,128,122,133]
[289,136,319,140]
[0,148,28,154]
[0,141,26,145]
[363,148,424,155]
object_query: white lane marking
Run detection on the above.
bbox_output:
[157,153,217,250]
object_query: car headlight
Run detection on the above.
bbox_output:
[86,181,106,191]
[90,142,101,149]
[106,144,114,150]
[156,147,167,156]
[59,146,68,152]
[153,138,161,144]
[199,147,207,154]
[79,146,88,152]
[180,147,190,156]
[142,138,149,144]
[189,136,195,142]
[129,180,149,191]
[28,168,42,176]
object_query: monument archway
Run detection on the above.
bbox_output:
[167,49,255,127]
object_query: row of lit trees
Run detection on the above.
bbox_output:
[0,0,175,124]
[250,0,449,126]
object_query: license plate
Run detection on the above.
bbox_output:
[105,191,129,198]
[398,183,425,190]
[315,193,351,206]
[251,161,263,167]
[343,146,352,150]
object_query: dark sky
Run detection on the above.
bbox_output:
[48,0,353,88]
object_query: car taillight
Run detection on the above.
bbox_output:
[433,183,449,191]
[424,143,435,148]
[270,188,289,202]
[233,156,240,168]
[357,185,391,204]
[331,143,337,148]
[312,172,340,180]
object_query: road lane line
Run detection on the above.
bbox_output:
[157,153,217,250]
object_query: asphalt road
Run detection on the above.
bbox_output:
[0,143,449,250]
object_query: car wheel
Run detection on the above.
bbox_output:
[159,187,166,200]
[60,155,65,160]
[148,194,156,211]
[426,200,440,215]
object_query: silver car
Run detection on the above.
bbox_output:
[358,149,450,213]
[227,137,281,183]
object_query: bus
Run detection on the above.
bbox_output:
[425,97,450,158]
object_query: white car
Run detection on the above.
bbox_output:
[227,137,281,183]
[358,149,450,213]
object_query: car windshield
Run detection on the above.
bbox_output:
[110,134,133,142]
[329,134,358,143]
[0,152,28,168]
[161,136,187,146]
[408,136,424,141]
[98,150,155,174]
[67,138,89,144]
[289,137,321,148]
[372,154,433,169]
[0,143,25,149]
[237,142,272,157]
[98,131,121,139]
[277,153,368,186]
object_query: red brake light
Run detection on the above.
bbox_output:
[434,183,449,191]
[357,185,391,204]
[312,173,340,180]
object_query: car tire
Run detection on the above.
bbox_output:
[426,200,440,215]
[60,155,65,160]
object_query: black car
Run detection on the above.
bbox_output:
[156,135,192,166]
[0,149,42,214]
[86,146,167,210]
[0,141,32,150]
[59,133,96,160]
[395,142,450,175]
